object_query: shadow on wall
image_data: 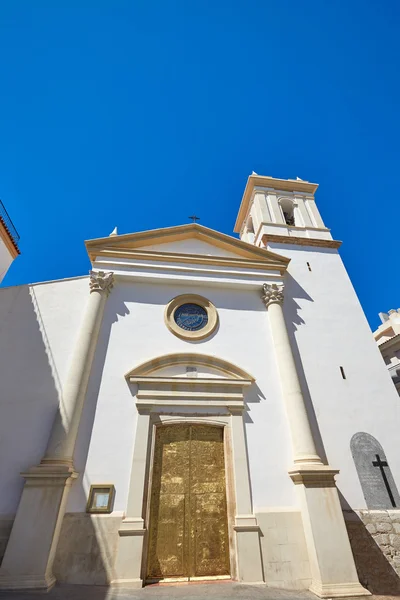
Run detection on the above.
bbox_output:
[281,273,328,465]
[340,500,400,594]
[53,290,131,586]
[0,285,61,519]
[0,283,131,593]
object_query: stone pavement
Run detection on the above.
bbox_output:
[0,583,317,600]
[0,583,397,600]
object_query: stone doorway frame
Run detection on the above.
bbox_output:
[111,353,264,588]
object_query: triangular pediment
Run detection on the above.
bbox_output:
[138,238,242,258]
[85,223,290,268]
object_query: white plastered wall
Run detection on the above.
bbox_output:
[68,279,295,514]
[0,277,89,515]
[266,242,400,510]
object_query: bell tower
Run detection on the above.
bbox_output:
[234,174,337,249]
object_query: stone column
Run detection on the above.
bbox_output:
[266,192,283,224]
[261,283,322,465]
[0,271,113,591]
[44,270,114,464]
[294,195,314,228]
[262,283,369,598]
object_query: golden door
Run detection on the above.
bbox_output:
[146,424,230,581]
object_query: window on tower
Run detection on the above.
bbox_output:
[279,198,296,226]
[283,210,295,226]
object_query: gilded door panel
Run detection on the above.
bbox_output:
[147,424,229,581]
[189,426,230,577]
[147,425,189,579]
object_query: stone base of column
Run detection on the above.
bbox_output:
[309,581,371,598]
[111,518,145,588]
[0,573,56,591]
[0,463,77,591]
[289,464,370,599]
[234,515,264,583]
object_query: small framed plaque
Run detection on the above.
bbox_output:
[86,484,115,514]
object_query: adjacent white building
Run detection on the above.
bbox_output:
[0,199,19,283]
[0,175,399,596]
[373,309,400,395]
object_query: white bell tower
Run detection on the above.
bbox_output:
[234,174,336,248]
[232,173,400,598]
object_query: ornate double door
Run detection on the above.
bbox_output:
[146,424,230,582]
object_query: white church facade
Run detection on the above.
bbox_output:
[0,174,400,596]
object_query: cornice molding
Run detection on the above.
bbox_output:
[85,223,290,271]
[261,234,342,249]
[377,333,400,352]
[88,247,289,274]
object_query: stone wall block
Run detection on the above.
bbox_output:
[381,534,391,545]
[388,511,400,523]
[389,535,400,550]
[365,523,376,534]
[344,509,400,594]
[377,522,393,533]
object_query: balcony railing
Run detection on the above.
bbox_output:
[0,200,20,246]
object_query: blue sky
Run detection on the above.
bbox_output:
[0,1,399,329]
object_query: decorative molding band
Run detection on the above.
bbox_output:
[118,518,146,536]
[288,465,339,488]
[89,270,114,295]
[134,379,249,411]
[234,514,260,531]
[262,234,342,249]
[261,283,284,308]
[0,574,56,591]
[21,464,77,487]
[87,246,290,272]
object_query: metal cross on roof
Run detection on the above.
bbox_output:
[189,215,200,223]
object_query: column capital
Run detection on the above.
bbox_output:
[89,270,114,296]
[261,283,284,308]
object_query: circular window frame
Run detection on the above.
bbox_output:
[164,294,219,341]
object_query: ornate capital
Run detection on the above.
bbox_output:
[89,270,114,296]
[261,283,284,308]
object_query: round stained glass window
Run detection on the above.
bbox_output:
[174,303,209,332]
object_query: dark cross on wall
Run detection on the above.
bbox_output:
[189,215,200,223]
[373,454,396,507]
